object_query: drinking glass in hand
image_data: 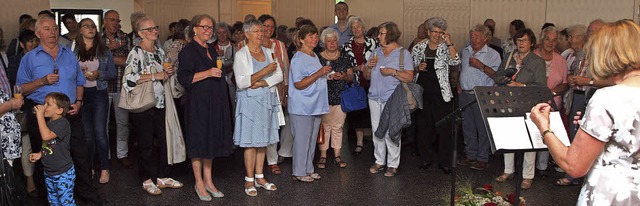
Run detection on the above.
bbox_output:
[216,57,223,70]
[13,85,23,113]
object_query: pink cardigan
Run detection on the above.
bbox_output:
[535,50,568,109]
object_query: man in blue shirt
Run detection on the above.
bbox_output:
[456,25,501,171]
[16,16,104,205]
[329,2,353,46]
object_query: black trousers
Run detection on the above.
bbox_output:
[25,99,100,202]
[414,99,454,167]
[129,108,169,182]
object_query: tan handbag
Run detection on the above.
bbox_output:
[118,81,156,113]
[317,124,325,145]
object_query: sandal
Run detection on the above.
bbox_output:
[384,167,397,177]
[308,173,321,180]
[556,177,580,186]
[205,185,224,198]
[254,174,277,191]
[354,145,363,154]
[291,175,314,183]
[269,164,282,175]
[369,164,384,174]
[521,178,533,189]
[495,173,513,182]
[334,156,347,168]
[244,176,258,196]
[157,178,184,189]
[142,181,162,195]
[317,157,327,169]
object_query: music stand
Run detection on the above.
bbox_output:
[474,86,557,206]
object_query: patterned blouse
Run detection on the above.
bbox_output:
[577,85,640,205]
[318,52,354,105]
[411,40,461,102]
[0,89,21,160]
[343,36,377,88]
[123,46,166,109]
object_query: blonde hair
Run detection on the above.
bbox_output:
[585,19,640,80]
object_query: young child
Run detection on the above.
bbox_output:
[29,92,75,205]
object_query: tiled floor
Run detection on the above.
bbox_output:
[25,133,582,206]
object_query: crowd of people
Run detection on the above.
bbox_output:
[0,2,639,205]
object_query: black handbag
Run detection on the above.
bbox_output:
[0,147,24,206]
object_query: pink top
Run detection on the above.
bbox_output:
[535,50,567,109]
[80,58,99,88]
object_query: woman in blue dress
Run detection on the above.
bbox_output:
[233,19,283,197]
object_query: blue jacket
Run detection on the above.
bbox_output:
[71,44,117,90]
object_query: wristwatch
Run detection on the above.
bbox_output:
[76,99,83,106]
[589,79,594,86]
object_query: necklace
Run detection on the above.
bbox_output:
[323,51,339,60]
[249,47,261,53]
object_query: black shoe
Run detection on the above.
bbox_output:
[536,169,548,179]
[419,162,432,170]
[439,165,451,174]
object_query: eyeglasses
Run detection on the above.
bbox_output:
[429,30,445,35]
[378,32,387,35]
[81,24,97,29]
[196,25,214,31]
[140,26,159,32]
[105,18,121,23]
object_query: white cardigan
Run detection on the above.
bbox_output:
[233,45,286,126]
[233,45,283,91]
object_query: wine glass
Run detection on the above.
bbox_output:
[13,85,23,113]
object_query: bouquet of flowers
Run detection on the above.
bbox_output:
[455,183,526,206]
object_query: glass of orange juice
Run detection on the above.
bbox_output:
[216,57,223,69]
[13,85,23,113]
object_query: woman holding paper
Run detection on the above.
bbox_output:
[494,28,546,190]
[531,19,640,206]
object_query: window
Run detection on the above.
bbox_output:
[52,9,104,36]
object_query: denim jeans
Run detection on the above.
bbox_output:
[82,87,110,169]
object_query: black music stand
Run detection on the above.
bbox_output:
[474,86,557,206]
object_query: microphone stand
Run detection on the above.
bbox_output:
[436,99,477,206]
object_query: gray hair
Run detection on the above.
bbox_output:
[347,16,365,30]
[470,24,491,38]
[216,22,231,34]
[135,16,153,34]
[130,12,146,31]
[566,24,586,37]
[320,27,338,44]
[35,16,55,32]
[539,26,558,44]
[242,19,262,33]
[425,17,447,31]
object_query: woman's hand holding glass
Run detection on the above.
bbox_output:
[329,71,345,80]
[263,62,277,74]
[207,67,223,78]
[367,55,378,69]
[316,66,332,77]
[163,62,175,77]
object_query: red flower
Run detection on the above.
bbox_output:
[484,203,498,206]
[482,184,494,191]
[507,193,516,204]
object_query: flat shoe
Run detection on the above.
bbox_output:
[521,178,533,189]
[495,173,513,182]
[195,186,212,201]
[99,170,110,184]
[269,164,282,175]
[205,186,224,198]
[369,164,384,174]
[308,173,321,179]
[291,175,314,183]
